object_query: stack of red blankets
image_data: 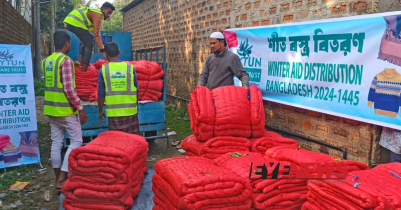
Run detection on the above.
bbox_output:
[62,131,148,210]
[188,85,265,141]
[265,146,370,173]
[182,131,300,160]
[0,134,11,151]
[256,146,369,209]
[215,152,307,209]
[152,157,253,209]
[302,163,401,210]
[126,60,164,101]
[94,59,108,69]
[250,131,298,153]
[75,65,99,102]
[92,59,165,101]
[181,135,251,159]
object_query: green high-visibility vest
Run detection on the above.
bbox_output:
[42,53,78,117]
[63,6,104,31]
[102,62,138,117]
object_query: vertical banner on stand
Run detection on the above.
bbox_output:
[226,11,401,130]
[0,44,40,169]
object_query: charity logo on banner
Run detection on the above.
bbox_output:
[225,11,401,130]
[0,44,40,169]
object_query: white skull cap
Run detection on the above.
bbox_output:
[210,32,225,39]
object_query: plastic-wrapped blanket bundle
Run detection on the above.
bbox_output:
[215,152,308,210]
[181,135,251,159]
[249,131,299,154]
[152,157,253,210]
[302,163,401,210]
[75,64,99,102]
[188,85,265,141]
[62,131,149,210]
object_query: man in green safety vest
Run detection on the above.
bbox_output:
[97,42,140,135]
[63,2,115,72]
[42,30,87,190]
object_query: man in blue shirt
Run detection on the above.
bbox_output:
[97,42,140,134]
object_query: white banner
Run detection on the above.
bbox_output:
[226,11,401,130]
[0,44,40,169]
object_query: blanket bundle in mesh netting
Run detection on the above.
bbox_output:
[184,85,299,160]
[188,85,265,141]
[75,64,99,102]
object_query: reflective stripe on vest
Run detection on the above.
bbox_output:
[102,63,138,117]
[63,7,103,31]
[42,53,78,117]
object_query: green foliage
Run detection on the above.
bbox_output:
[40,0,75,33]
[166,103,192,141]
[101,0,131,32]
[34,78,45,96]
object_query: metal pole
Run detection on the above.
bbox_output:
[34,0,42,79]
[50,0,55,53]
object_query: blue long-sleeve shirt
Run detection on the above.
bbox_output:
[98,60,138,99]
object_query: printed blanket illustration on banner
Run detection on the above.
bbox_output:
[19,131,39,158]
[0,134,21,166]
[378,15,401,66]
[368,68,401,118]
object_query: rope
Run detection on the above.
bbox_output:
[348,174,359,182]
[391,171,401,179]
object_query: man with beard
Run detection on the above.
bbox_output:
[41,30,87,190]
[63,2,115,72]
[198,32,249,90]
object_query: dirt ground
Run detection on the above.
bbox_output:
[0,97,185,210]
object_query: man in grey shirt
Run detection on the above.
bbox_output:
[198,32,249,90]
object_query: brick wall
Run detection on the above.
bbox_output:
[123,0,396,166]
[0,0,33,45]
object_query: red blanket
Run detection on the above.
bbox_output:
[126,60,164,101]
[182,135,251,159]
[249,131,298,154]
[87,59,165,102]
[62,131,148,210]
[188,85,265,141]
[214,152,307,209]
[75,65,98,102]
[302,163,401,210]
[153,157,253,209]
[265,146,369,173]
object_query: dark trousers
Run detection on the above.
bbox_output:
[390,151,401,163]
[65,23,93,65]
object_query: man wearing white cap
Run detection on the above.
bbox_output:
[198,32,249,90]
